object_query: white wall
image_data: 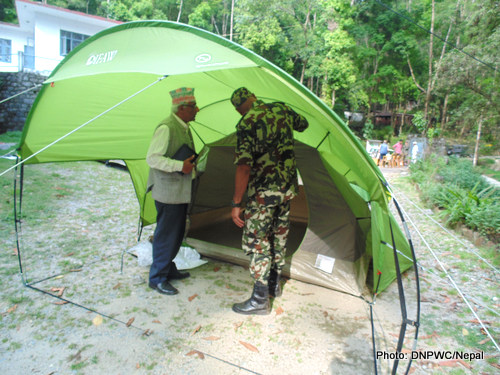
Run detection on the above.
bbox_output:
[0,1,119,74]
[0,24,31,72]
[34,12,117,73]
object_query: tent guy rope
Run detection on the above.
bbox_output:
[393,191,500,353]
[397,190,499,274]
[0,75,168,178]
[0,83,42,105]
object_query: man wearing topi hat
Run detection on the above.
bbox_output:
[230,87,309,314]
[146,87,199,295]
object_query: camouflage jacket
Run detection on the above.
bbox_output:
[234,100,309,205]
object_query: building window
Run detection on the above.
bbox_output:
[0,39,12,63]
[60,30,89,56]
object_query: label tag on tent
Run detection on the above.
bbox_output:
[314,254,335,274]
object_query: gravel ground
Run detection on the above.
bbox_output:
[0,162,498,374]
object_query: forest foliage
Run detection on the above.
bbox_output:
[1,0,498,149]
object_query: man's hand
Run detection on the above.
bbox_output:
[232,206,245,228]
[182,155,196,174]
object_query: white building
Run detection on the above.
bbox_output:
[0,0,121,75]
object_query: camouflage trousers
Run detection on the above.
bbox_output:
[242,199,291,283]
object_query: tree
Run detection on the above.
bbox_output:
[0,0,17,23]
[438,0,499,161]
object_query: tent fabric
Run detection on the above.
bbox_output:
[18,20,412,294]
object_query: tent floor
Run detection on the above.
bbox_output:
[188,216,307,258]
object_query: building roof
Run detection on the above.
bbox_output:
[15,0,121,30]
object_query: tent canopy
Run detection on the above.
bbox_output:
[18,21,412,294]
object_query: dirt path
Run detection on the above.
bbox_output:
[0,162,498,374]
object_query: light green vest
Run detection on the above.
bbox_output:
[147,114,194,204]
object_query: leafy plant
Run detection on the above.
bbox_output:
[362,120,374,140]
[412,111,427,134]
[410,155,499,243]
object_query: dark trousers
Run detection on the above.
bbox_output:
[149,201,188,286]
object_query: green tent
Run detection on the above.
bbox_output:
[18,21,414,296]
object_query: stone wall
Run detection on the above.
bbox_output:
[0,72,47,134]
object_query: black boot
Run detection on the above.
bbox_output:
[268,269,282,298]
[232,281,270,315]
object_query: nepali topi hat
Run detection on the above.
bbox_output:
[231,87,253,108]
[170,87,195,106]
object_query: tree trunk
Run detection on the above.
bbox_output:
[441,92,449,130]
[331,89,336,108]
[473,116,482,167]
[424,0,435,124]
[300,61,307,84]
[177,0,183,22]
[230,0,235,41]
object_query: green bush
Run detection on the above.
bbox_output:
[466,203,500,242]
[438,157,492,192]
[410,155,499,243]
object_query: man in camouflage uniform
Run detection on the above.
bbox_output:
[230,87,308,315]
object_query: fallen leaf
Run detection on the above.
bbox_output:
[275,306,284,315]
[92,315,103,326]
[191,324,201,336]
[69,268,82,272]
[152,319,162,324]
[443,297,451,303]
[420,331,439,339]
[126,317,135,327]
[478,337,490,345]
[186,350,205,359]
[51,287,65,297]
[69,349,83,362]
[64,252,74,257]
[188,294,198,302]
[490,362,500,370]
[142,329,153,336]
[54,275,64,280]
[322,311,328,317]
[239,341,259,353]
[7,304,18,314]
[438,360,460,368]
[234,322,243,331]
[469,319,491,325]
[202,336,220,341]
[457,359,473,370]
[112,283,121,290]
[462,328,469,336]
[53,301,68,305]
[136,363,140,369]
[213,266,220,272]
[11,248,18,256]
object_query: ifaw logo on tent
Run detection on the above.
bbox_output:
[195,53,228,68]
[86,50,118,66]
[195,53,211,64]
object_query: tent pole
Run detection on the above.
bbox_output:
[393,197,421,375]
[388,216,407,375]
[13,158,27,285]
[369,303,379,375]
